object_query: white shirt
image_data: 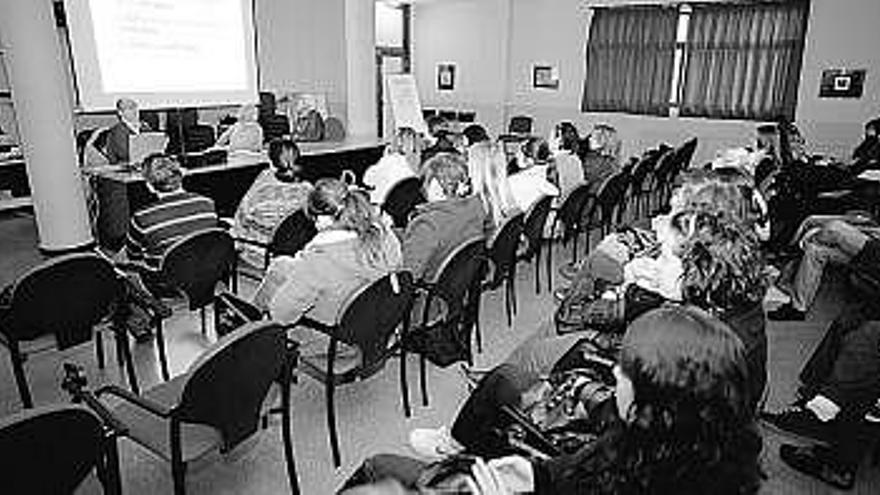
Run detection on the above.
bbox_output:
[363,153,418,204]
[507,165,560,213]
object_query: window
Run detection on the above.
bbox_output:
[582,1,810,121]
[581,6,678,115]
[679,1,809,120]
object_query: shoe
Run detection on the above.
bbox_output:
[409,426,464,460]
[760,405,832,443]
[779,444,855,490]
[865,399,880,423]
[559,263,579,281]
[767,303,806,321]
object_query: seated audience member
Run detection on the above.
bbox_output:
[363,127,420,204]
[232,138,313,267]
[105,98,152,164]
[402,153,489,282]
[422,116,459,162]
[342,305,762,495]
[290,97,326,142]
[253,179,401,367]
[122,154,217,340]
[851,117,880,173]
[462,124,490,148]
[548,121,586,200]
[467,141,521,230]
[769,218,879,320]
[507,137,560,212]
[762,239,880,488]
[126,153,218,271]
[215,104,263,153]
[582,124,621,193]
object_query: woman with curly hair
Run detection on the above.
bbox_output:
[341,305,762,494]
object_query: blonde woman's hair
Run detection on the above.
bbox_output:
[592,124,621,162]
[467,141,519,226]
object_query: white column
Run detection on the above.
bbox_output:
[344,0,377,138]
[0,0,93,252]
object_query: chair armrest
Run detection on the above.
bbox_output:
[96,384,173,418]
[114,260,154,276]
[296,316,334,334]
[234,237,270,249]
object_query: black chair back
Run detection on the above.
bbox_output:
[629,149,662,193]
[267,210,318,263]
[508,115,533,135]
[595,170,630,224]
[555,183,592,241]
[677,137,698,170]
[161,228,236,310]
[0,405,105,494]
[177,321,288,451]
[521,195,553,260]
[382,177,427,228]
[429,237,487,325]
[7,253,122,349]
[487,213,525,287]
[183,125,215,153]
[335,272,415,367]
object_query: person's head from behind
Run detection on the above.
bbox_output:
[462,124,490,147]
[268,138,302,180]
[237,104,258,123]
[467,141,517,223]
[672,168,764,236]
[555,121,581,153]
[391,127,420,156]
[865,118,880,139]
[421,153,470,202]
[756,124,779,156]
[588,124,621,160]
[307,178,389,265]
[426,115,450,138]
[613,305,761,491]
[677,210,767,315]
[116,98,139,125]
[521,137,551,167]
[142,153,183,195]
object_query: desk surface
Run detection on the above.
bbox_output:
[86,135,386,184]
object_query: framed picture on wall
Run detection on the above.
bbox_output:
[437,63,455,91]
[533,65,559,90]
[819,69,866,98]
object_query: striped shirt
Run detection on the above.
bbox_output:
[126,191,218,270]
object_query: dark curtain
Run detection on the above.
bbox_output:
[581,6,678,115]
[679,1,810,121]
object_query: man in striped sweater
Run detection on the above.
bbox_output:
[123,153,217,340]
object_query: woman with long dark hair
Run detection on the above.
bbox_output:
[341,305,762,494]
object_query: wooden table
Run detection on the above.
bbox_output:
[86,136,385,250]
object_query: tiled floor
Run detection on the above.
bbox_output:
[1,211,879,494]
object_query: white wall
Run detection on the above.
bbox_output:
[413,0,880,166]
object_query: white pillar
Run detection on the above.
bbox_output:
[344,0,377,138]
[0,0,93,252]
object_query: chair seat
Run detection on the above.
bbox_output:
[17,333,60,355]
[112,375,222,463]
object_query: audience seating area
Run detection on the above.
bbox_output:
[3,112,880,494]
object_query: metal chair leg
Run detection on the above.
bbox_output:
[95,331,105,370]
[10,345,33,408]
[155,319,171,381]
[420,354,429,407]
[400,344,411,418]
[117,329,140,395]
[280,377,299,494]
[534,247,541,295]
[326,378,341,467]
[170,422,187,495]
[546,238,553,292]
[199,307,207,336]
